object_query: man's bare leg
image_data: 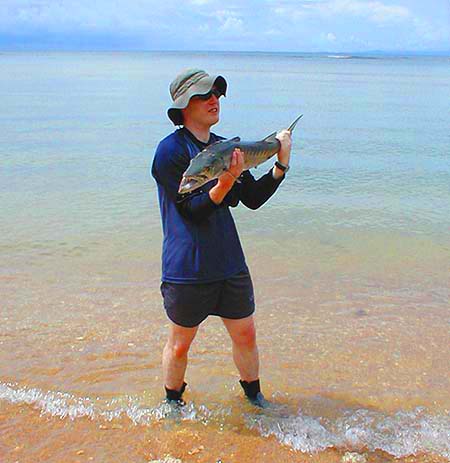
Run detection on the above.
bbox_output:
[222,314,268,406]
[163,321,198,393]
[221,315,259,381]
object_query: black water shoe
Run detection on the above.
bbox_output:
[248,391,270,408]
[239,379,270,408]
[164,381,187,406]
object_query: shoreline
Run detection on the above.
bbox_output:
[1,385,449,462]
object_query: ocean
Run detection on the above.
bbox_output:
[1,51,449,463]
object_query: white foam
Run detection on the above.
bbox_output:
[248,405,450,458]
[333,408,450,458]
[1,382,449,459]
[0,382,234,429]
[0,382,97,420]
[246,412,338,452]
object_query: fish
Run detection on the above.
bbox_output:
[178,115,303,194]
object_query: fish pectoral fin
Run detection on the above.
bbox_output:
[262,131,277,142]
[228,136,241,142]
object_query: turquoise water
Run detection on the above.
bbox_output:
[1,52,450,461]
[1,52,449,272]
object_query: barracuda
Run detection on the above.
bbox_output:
[178,115,303,194]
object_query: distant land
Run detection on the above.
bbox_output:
[339,50,450,57]
[0,47,449,58]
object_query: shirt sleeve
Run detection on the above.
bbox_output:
[237,168,285,210]
[151,139,220,223]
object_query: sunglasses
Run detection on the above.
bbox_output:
[195,88,222,101]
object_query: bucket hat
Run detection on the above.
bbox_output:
[167,68,227,125]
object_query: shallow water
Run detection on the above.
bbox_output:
[1,51,449,462]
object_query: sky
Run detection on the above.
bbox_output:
[0,0,449,53]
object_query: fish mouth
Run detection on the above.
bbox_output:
[178,175,208,194]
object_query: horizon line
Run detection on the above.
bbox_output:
[1,48,450,57]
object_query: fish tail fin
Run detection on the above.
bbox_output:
[287,114,303,133]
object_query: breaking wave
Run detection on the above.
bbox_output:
[1,382,449,459]
[247,406,450,459]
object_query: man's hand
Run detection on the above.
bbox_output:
[218,148,245,187]
[276,130,292,165]
[273,130,292,179]
[210,148,245,205]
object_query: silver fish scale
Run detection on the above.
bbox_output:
[238,140,280,170]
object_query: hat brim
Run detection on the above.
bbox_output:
[167,75,227,125]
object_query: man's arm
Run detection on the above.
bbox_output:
[209,149,245,205]
[152,140,222,223]
[238,169,284,210]
[224,130,293,210]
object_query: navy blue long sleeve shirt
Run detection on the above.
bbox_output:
[151,128,284,283]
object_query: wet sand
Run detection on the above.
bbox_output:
[1,249,449,462]
[1,401,448,463]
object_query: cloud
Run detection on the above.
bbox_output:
[273,0,411,24]
[220,16,244,33]
[189,0,212,4]
[265,28,283,37]
[332,0,411,24]
[0,0,448,52]
[198,24,210,33]
[412,17,450,46]
[0,0,163,33]
[271,4,308,20]
[213,9,244,33]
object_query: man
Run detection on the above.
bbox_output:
[151,69,292,407]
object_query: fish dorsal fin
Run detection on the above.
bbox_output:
[206,136,240,149]
[199,139,227,155]
[262,131,277,142]
[205,139,226,149]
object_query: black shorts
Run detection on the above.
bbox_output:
[160,270,255,328]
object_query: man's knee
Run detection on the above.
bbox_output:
[232,323,257,349]
[165,322,198,360]
[166,339,192,359]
